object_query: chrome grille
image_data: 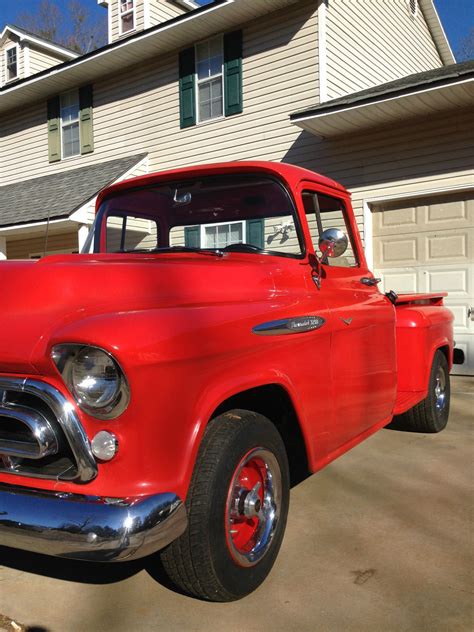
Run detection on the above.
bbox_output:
[0,378,97,482]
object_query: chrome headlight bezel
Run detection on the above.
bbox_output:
[51,344,130,419]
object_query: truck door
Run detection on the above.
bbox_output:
[300,186,397,453]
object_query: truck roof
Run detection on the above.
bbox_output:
[97,161,349,207]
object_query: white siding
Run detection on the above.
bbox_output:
[28,45,66,76]
[148,0,186,26]
[325,0,443,100]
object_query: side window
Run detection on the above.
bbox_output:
[106,214,159,252]
[302,191,358,267]
[5,45,18,82]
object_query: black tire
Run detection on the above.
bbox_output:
[159,409,290,601]
[390,350,450,433]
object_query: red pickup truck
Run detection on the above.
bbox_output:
[0,162,459,601]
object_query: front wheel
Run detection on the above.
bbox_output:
[159,410,290,601]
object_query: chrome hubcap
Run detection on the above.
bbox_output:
[225,448,281,567]
[434,365,447,411]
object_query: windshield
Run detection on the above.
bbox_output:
[83,174,304,258]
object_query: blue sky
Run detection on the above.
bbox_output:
[0,0,472,58]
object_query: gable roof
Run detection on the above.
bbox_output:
[290,61,474,138]
[419,0,455,65]
[0,154,147,228]
[0,25,78,59]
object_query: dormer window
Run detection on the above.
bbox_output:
[119,0,135,35]
[5,45,18,82]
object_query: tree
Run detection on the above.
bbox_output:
[456,28,474,62]
[16,0,107,54]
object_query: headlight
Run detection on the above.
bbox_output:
[51,344,130,419]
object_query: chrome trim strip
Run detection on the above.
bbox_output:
[0,377,97,483]
[253,316,326,336]
[0,406,59,459]
[0,483,187,562]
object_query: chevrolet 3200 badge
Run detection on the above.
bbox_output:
[0,162,461,601]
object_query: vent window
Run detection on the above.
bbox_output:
[408,0,418,16]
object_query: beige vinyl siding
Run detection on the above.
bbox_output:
[0,0,319,186]
[110,0,145,41]
[28,46,66,76]
[6,231,79,259]
[325,0,443,100]
[148,0,186,26]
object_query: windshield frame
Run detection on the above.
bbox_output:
[84,173,307,260]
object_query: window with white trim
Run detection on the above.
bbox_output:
[196,36,224,123]
[60,90,80,158]
[5,46,18,82]
[202,221,244,249]
[119,0,135,34]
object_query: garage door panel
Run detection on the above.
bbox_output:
[426,268,468,294]
[380,237,418,265]
[427,233,468,261]
[373,192,473,236]
[379,270,418,293]
[373,191,474,375]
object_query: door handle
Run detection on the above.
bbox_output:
[468,307,474,322]
[360,277,381,286]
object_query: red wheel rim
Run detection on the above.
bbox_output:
[225,447,282,567]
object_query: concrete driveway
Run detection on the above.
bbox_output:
[1,377,472,632]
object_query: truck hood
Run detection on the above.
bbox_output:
[0,253,283,373]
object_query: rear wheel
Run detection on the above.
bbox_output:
[159,410,290,601]
[391,350,450,433]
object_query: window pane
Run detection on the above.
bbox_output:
[199,78,222,122]
[209,54,222,76]
[197,60,210,80]
[121,0,134,12]
[196,41,209,62]
[121,12,134,32]
[209,37,221,59]
[6,48,17,79]
[62,122,80,158]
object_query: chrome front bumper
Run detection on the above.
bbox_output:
[0,484,187,562]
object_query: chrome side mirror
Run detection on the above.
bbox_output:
[318,228,348,263]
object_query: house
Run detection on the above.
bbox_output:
[0,0,472,373]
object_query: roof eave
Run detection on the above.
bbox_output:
[290,76,474,138]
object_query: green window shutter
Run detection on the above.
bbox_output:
[224,30,243,117]
[179,47,196,129]
[79,84,94,155]
[247,219,265,249]
[47,96,61,163]
[184,226,200,247]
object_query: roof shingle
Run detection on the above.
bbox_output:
[0,154,147,228]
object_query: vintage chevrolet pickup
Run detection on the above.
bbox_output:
[0,162,461,601]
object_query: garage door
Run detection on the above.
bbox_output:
[372,191,474,375]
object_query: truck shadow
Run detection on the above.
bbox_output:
[0,544,186,595]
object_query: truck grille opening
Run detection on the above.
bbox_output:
[0,379,97,482]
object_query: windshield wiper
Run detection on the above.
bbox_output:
[120,246,224,257]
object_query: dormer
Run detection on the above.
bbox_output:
[0,25,78,87]
[98,0,199,44]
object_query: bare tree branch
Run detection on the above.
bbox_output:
[16,0,107,53]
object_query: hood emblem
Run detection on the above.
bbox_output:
[341,317,353,325]
[253,316,326,336]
